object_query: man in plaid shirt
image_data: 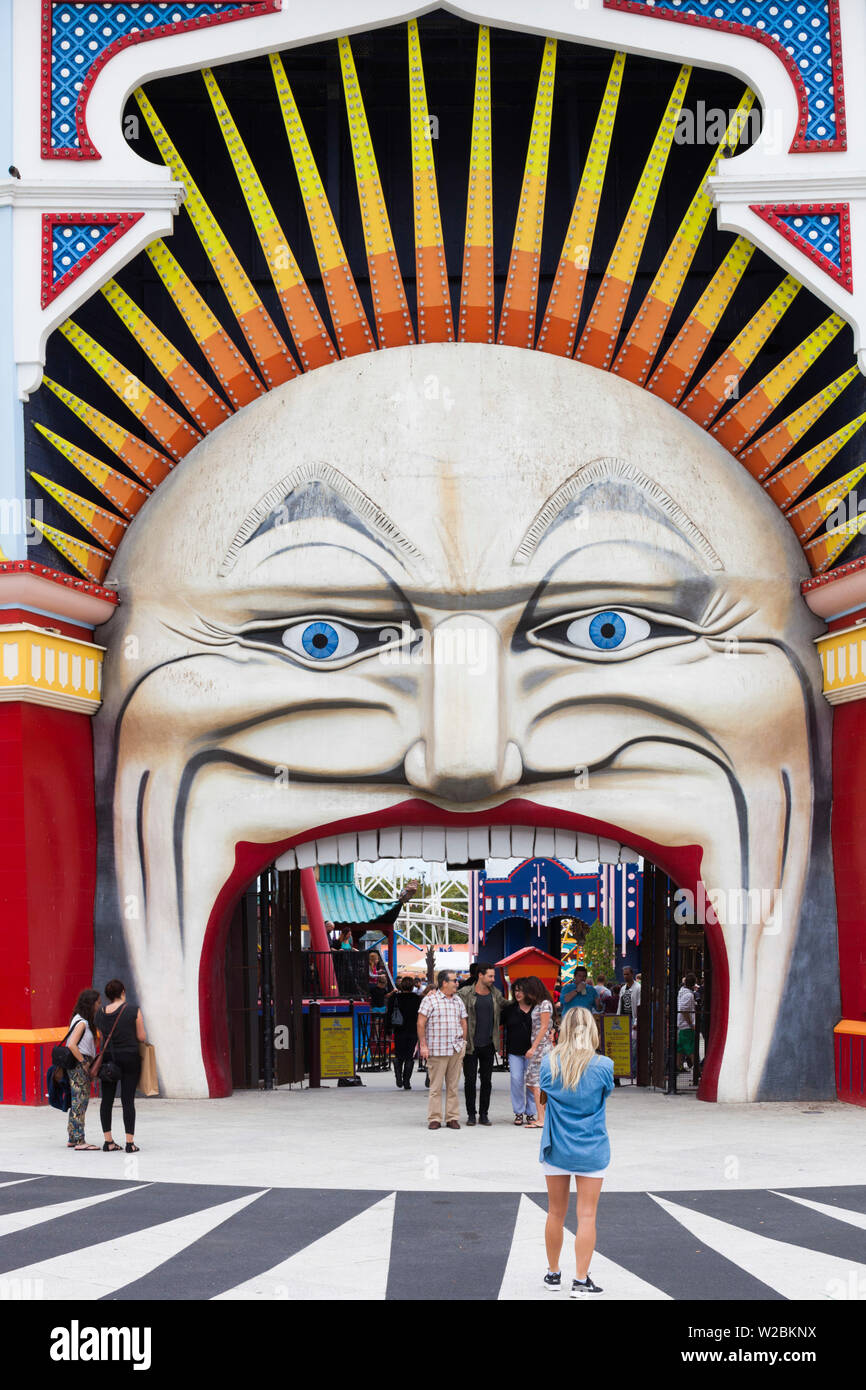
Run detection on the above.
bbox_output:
[418,970,468,1129]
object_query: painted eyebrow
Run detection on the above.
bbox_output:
[218,461,426,577]
[512,456,724,572]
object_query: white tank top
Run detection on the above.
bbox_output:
[69,1013,96,1060]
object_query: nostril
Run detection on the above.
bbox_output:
[403,739,428,788]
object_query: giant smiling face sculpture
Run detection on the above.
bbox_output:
[93,344,838,1101]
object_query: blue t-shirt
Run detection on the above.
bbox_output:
[538,1053,614,1173]
[560,982,597,1015]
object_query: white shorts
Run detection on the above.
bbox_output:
[540,1161,609,1178]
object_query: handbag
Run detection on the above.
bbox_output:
[391,1000,404,1029]
[50,1022,77,1075]
[90,1003,126,1082]
[138,1041,158,1096]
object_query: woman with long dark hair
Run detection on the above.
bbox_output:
[538,1007,614,1297]
[522,976,554,1130]
[501,978,536,1125]
[94,980,147,1153]
[65,988,100,1150]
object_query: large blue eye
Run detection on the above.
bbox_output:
[565,610,650,653]
[281,620,359,662]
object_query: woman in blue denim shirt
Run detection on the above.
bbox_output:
[538,1007,614,1297]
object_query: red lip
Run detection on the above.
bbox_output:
[199,797,726,1102]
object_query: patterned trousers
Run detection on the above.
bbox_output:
[67,1063,92,1145]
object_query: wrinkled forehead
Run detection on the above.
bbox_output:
[112,345,807,604]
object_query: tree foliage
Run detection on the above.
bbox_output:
[584,920,616,981]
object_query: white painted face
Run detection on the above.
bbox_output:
[94,344,835,1101]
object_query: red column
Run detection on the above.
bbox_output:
[832,700,866,1024]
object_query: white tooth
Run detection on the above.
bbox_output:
[377,826,402,858]
[577,833,599,863]
[357,830,379,862]
[314,835,339,864]
[467,826,490,860]
[619,844,641,864]
[421,827,447,861]
[274,849,296,872]
[598,837,621,864]
[337,833,358,864]
[510,826,535,858]
[534,827,556,857]
[445,828,469,862]
[489,826,512,857]
[400,826,424,858]
[554,828,578,860]
[295,840,317,869]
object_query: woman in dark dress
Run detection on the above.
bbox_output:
[94,979,148,1153]
[387,977,422,1089]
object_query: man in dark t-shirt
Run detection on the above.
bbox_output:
[458,966,504,1126]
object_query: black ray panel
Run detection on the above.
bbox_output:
[658,1187,866,1264]
[386,1192,521,1301]
[105,1187,390,1300]
[0,1175,132,1217]
[528,1191,785,1301]
[0,1181,252,1275]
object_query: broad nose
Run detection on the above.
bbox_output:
[403,614,523,800]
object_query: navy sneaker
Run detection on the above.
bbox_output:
[543,1271,562,1291]
[571,1275,603,1297]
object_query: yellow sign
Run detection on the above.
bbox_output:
[600,1016,631,1078]
[319,1015,355,1079]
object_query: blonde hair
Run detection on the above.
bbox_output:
[548,1007,599,1091]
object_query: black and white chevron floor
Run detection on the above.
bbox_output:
[1,1172,864,1300]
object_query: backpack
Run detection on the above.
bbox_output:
[46,1065,71,1112]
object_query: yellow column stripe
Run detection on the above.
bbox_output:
[464,24,492,236]
[650,91,755,308]
[604,66,691,284]
[750,315,844,410]
[35,422,110,489]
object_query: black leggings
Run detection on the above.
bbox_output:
[99,1049,140,1136]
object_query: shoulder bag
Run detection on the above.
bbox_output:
[90,1004,126,1083]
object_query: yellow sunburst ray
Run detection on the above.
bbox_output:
[58,321,201,461]
[338,35,414,348]
[202,67,337,371]
[576,64,691,370]
[613,89,755,386]
[269,53,376,358]
[497,37,557,349]
[459,25,494,343]
[537,51,625,358]
[134,86,299,387]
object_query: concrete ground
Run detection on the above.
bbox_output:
[1,1078,865,1300]
[1,1072,863,1192]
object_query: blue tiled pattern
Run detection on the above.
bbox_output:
[52,221,115,282]
[777,210,841,269]
[635,1,838,144]
[50,3,246,151]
